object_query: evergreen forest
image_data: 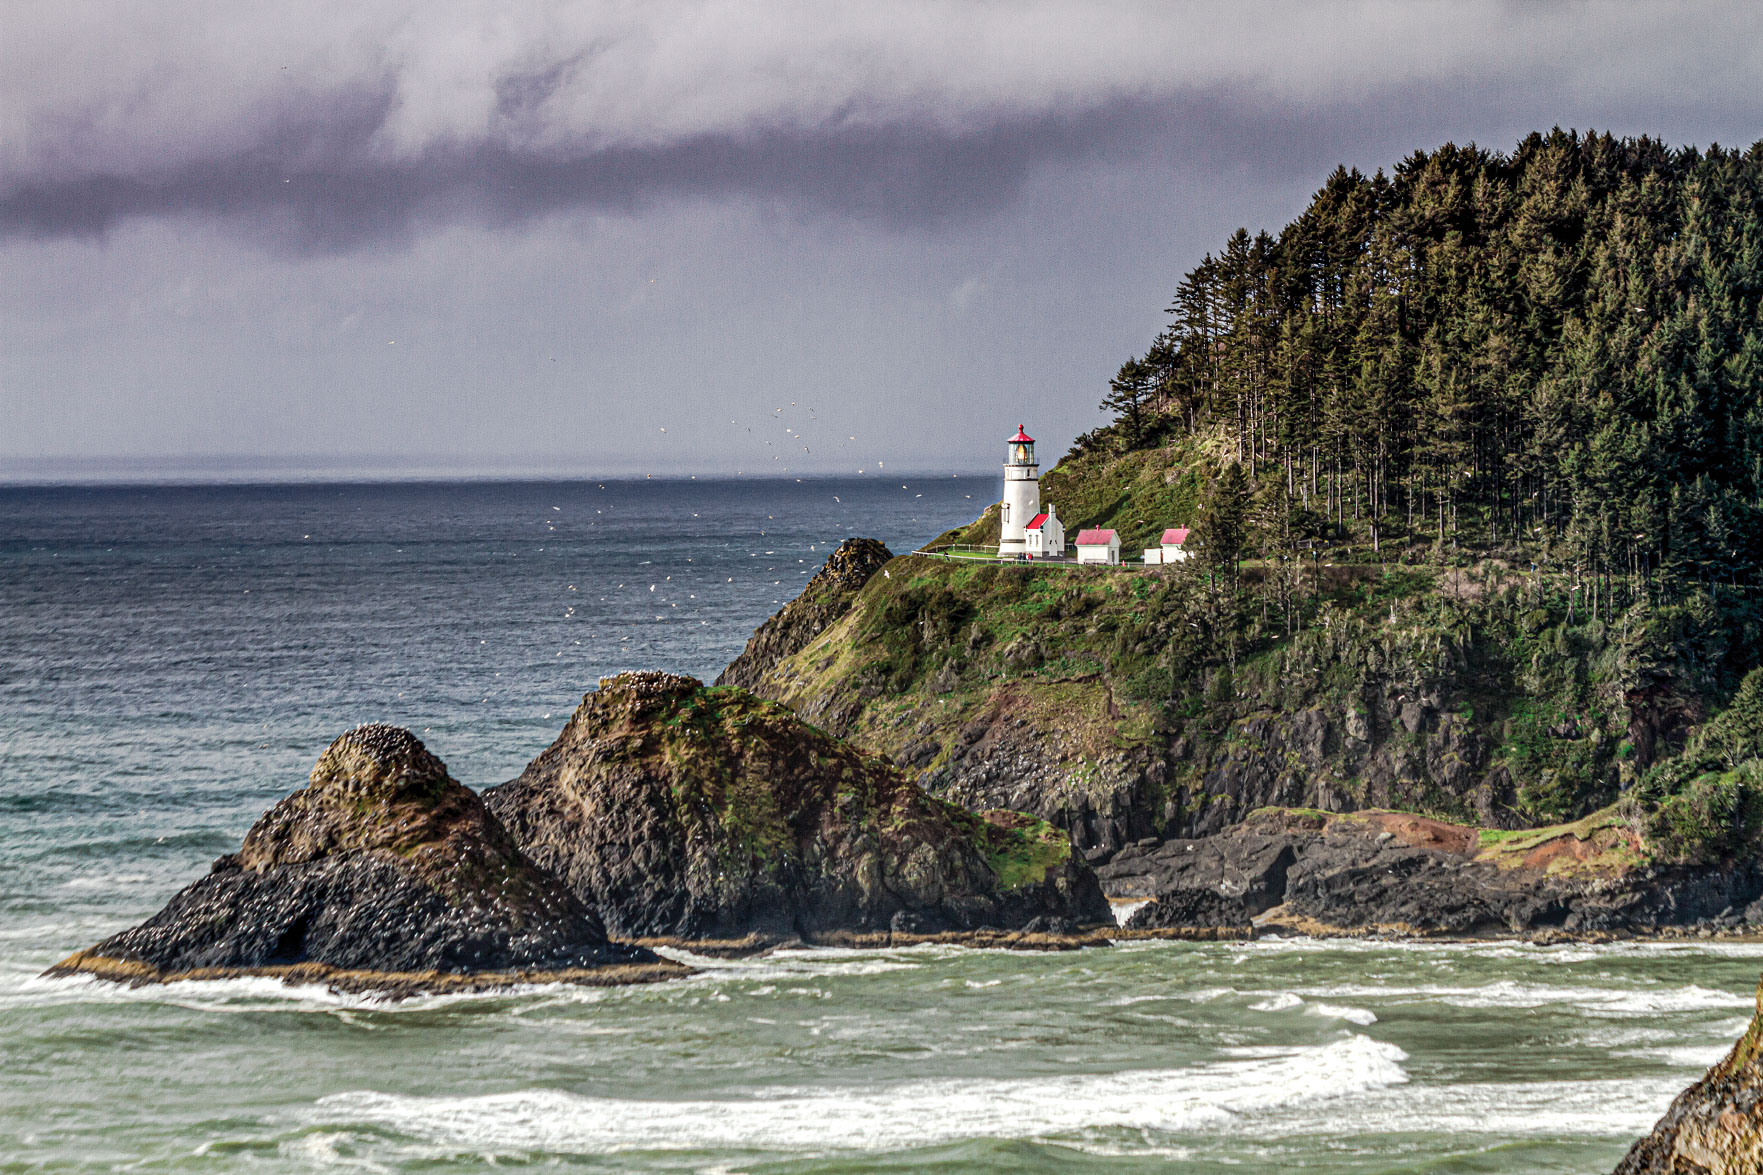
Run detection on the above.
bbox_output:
[1091,129,1763,613]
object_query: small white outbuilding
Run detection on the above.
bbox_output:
[1023,504,1065,557]
[1074,528,1121,565]
[1144,528,1193,565]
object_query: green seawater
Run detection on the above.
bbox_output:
[3,936,1756,1172]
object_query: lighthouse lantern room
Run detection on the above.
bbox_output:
[997,425,1041,558]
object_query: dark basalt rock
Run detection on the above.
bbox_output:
[1106,808,1763,937]
[716,538,892,690]
[46,724,678,992]
[1616,980,1763,1172]
[483,672,1111,941]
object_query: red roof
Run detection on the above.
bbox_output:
[1009,425,1034,443]
[1025,512,1050,530]
[1075,528,1117,545]
[1162,527,1191,545]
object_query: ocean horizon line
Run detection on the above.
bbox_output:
[0,465,994,490]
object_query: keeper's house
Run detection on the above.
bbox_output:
[1074,528,1121,565]
[1024,505,1065,557]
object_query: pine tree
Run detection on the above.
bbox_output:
[1198,463,1251,580]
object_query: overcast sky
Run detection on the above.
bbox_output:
[4,2,1762,481]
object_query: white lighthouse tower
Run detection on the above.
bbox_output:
[997,425,1041,558]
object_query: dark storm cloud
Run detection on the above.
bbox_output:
[0,98,1170,250]
[6,2,1762,250]
[2,87,1416,251]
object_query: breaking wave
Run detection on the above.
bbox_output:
[308,1034,1410,1153]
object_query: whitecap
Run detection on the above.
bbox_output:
[1251,1074,1692,1139]
[1270,980,1749,1015]
[1307,1003,1378,1025]
[307,1034,1410,1154]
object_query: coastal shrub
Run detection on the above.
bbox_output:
[1641,763,1763,864]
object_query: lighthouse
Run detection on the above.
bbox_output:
[997,425,1041,558]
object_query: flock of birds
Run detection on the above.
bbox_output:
[654,400,889,476]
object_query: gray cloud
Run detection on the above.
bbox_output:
[6,2,1763,248]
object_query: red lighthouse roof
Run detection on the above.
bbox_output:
[1009,425,1034,443]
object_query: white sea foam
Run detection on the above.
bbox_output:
[9,968,644,1016]
[1614,1044,1732,1067]
[1247,992,1376,1023]
[1251,993,1304,1012]
[1254,1074,1691,1139]
[1308,1002,1378,1025]
[1156,934,1763,962]
[1110,899,1151,926]
[1254,980,1749,1015]
[308,1034,1410,1154]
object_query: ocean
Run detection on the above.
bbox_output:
[0,477,1747,1172]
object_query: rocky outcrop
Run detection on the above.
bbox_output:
[46,725,681,994]
[1617,980,1763,1173]
[717,538,892,690]
[1100,807,1763,937]
[483,671,1111,942]
[910,679,1168,859]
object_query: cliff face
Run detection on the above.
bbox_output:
[47,725,677,992]
[1106,806,1763,937]
[717,537,892,690]
[482,672,1110,941]
[732,539,1725,858]
[1618,981,1763,1173]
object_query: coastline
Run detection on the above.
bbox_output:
[41,949,695,998]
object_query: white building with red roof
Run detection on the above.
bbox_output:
[1074,527,1121,565]
[1023,504,1065,557]
[1145,526,1192,565]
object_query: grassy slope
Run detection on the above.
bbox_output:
[760,555,1170,808]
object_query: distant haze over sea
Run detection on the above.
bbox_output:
[0,457,996,486]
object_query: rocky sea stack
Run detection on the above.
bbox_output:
[1618,979,1763,1173]
[484,671,1111,943]
[46,724,683,994]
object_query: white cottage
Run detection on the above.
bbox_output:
[1023,505,1065,557]
[1074,527,1121,565]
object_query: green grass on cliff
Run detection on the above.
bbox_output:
[972,813,1071,890]
[1474,806,1648,876]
